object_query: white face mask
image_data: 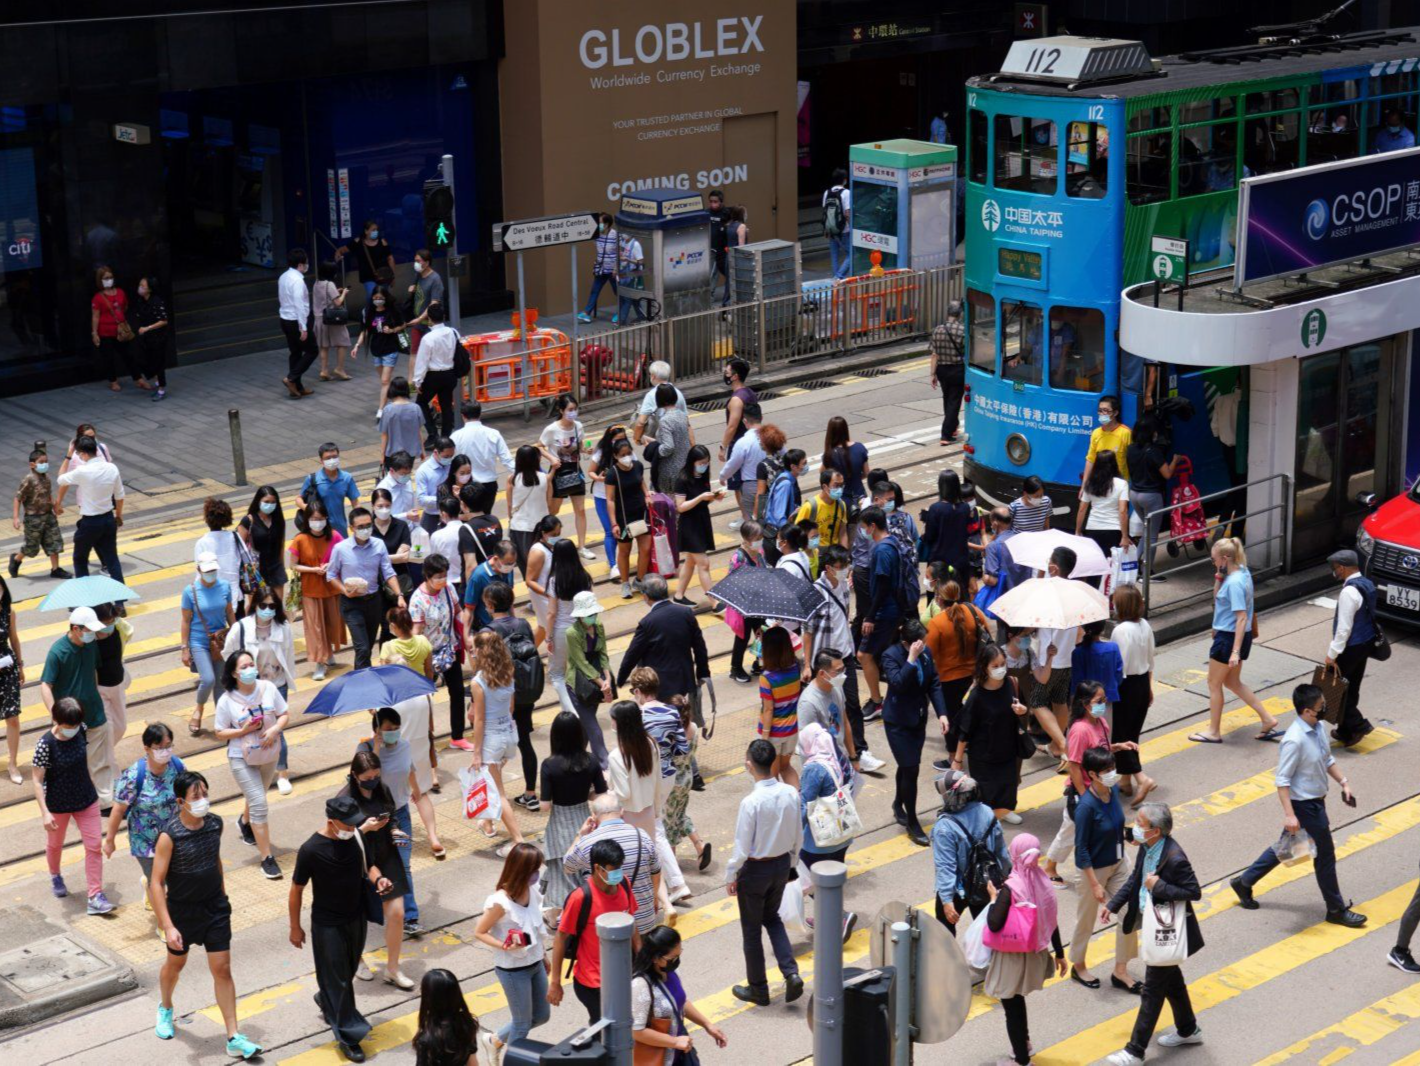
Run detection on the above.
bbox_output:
[152,747,173,764]
[102,277,114,289]
[413,260,424,273]
[457,473,472,484]
[1098,770,1120,788]
[334,827,356,841]
[309,519,327,533]
[988,665,1008,681]
[617,456,633,469]
[323,457,340,471]
[374,507,392,520]
[828,672,846,692]
[354,528,372,542]
[187,797,211,817]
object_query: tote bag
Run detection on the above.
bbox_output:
[982,899,1038,953]
[1139,898,1189,966]
[806,782,864,850]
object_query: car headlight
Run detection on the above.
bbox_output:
[1005,433,1031,466]
[1356,525,1374,560]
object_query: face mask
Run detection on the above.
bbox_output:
[335,828,356,841]
[1018,636,1032,653]
[1390,124,1402,133]
[989,665,1008,681]
[882,500,896,513]
[34,462,49,474]
[323,457,340,471]
[239,666,259,684]
[381,729,400,746]
[435,454,451,467]
[545,534,562,547]
[565,408,578,421]
[457,473,472,484]
[257,607,277,622]
[57,725,80,739]
[369,507,391,522]
[368,229,379,240]
[617,456,633,469]
[529,871,541,888]
[354,527,372,542]
[413,260,424,272]
[395,473,410,484]
[309,520,327,533]
[100,624,116,635]
[694,463,709,476]
[602,867,625,887]
[662,956,681,973]
[1098,413,1112,425]
[200,572,217,585]
[1098,770,1120,788]
[1089,701,1108,719]
[829,672,846,692]
[599,222,609,233]
[1131,826,1150,844]
[187,797,211,817]
[152,747,173,764]
[373,300,386,309]
[80,631,97,644]
[358,775,380,790]
[102,278,114,289]
[809,535,821,549]
[829,487,844,501]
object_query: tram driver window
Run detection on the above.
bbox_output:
[967,289,996,373]
[994,116,1057,195]
[1001,300,1044,386]
[1048,307,1105,392]
[1066,122,1108,198]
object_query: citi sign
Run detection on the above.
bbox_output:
[1305,183,1405,240]
[580,17,765,68]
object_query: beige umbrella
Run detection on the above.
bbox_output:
[989,576,1109,629]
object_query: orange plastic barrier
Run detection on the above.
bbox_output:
[829,268,919,338]
[461,327,573,404]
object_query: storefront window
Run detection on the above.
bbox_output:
[994,116,1056,195]
[0,113,67,379]
[967,288,996,373]
[969,109,988,184]
[1001,299,1043,386]
[1048,307,1105,392]
[1126,133,1170,204]
[1065,122,1108,199]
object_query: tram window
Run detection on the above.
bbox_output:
[1001,299,1044,387]
[1127,105,1171,134]
[1245,111,1300,175]
[969,109,989,184]
[1179,122,1244,197]
[967,289,996,373]
[1370,71,1416,105]
[994,115,1057,195]
[1126,133,1169,205]
[1048,307,1105,393]
[1245,88,1299,115]
[1365,101,1417,154]
[1179,97,1235,127]
[1066,122,1108,198]
[1307,106,1359,162]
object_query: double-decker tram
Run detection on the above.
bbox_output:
[962,26,1420,512]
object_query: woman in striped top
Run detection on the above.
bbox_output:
[1008,475,1053,533]
[757,626,801,787]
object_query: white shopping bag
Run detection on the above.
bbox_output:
[1107,545,1139,597]
[1140,899,1188,966]
[960,909,993,971]
[778,868,810,936]
[459,765,503,822]
[653,530,677,577]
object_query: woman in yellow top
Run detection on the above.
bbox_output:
[1080,394,1131,498]
[379,605,445,858]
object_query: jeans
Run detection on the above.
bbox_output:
[46,800,103,897]
[617,289,649,324]
[1239,796,1343,912]
[936,362,966,441]
[569,690,609,770]
[593,495,618,569]
[582,274,618,318]
[735,853,799,995]
[1129,490,1166,563]
[311,918,371,1047]
[418,369,458,443]
[829,232,852,280]
[281,318,317,387]
[494,961,551,1044]
[191,643,220,705]
[393,804,419,923]
[339,593,383,670]
[74,512,123,582]
[1125,964,1198,1058]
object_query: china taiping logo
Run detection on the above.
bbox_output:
[982,198,1002,233]
[1304,199,1329,241]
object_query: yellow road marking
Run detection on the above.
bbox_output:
[1254,982,1420,1065]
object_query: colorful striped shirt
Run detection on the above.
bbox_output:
[759,667,801,739]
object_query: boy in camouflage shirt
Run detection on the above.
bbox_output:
[10,449,70,579]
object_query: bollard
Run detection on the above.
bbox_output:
[597,911,635,1066]
[891,921,914,1066]
[227,409,247,487]
[812,859,848,1066]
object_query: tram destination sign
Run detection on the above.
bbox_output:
[1236,146,1420,286]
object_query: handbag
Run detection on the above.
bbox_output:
[573,670,605,707]
[982,899,1039,953]
[322,305,349,326]
[1139,898,1189,966]
[552,466,586,494]
[1361,589,1392,661]
[190,582,229,662]
[806,780,864,849]
[284,569,303,614]
[103,293,135,343]
[1311,663,1348,724]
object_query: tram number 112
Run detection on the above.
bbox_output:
[1022,47,1061,74]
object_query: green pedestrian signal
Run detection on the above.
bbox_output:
[434,222,452,246]
[423,183,456,251]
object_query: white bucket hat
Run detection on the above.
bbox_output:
[570,590,603,619]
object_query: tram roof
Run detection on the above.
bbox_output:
[969,28,1420,100]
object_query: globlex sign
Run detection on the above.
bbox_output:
[579,17,765,68]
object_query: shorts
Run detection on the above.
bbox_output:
[482,723,520,764]
[1029,667,1072,709]
[1209,629,1253,664]
[166,897,233,956]
[553,475,587,500]
[21,512,62,558]
[859,618,901,659]
[758,732,798,758]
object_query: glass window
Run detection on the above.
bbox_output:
[1048,307,1106,392]
[1065,122,1108,199]
[1245,88,1299,114]
[1370,71,1416,101]
[1179,96,1236,126]
[1126,133,1171,204]
[1245,111,1300,175]
[1178,121,1241,197]
[1307,106,1359,162]
[1128,105,1171,134]
[993,115,1057,195]
[967,289,996,373]
[1001,300,1043,386]
[969,109,989,184]
[1366,100,1417,155]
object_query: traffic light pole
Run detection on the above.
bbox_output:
[516,250,530,422]
[440,154,460,328]
[812,860,848,1066]
[596,912,635,1066]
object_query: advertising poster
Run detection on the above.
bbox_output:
[326,168,338,235]
[337,167,352,239]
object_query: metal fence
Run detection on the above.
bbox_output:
[464,261,963,420]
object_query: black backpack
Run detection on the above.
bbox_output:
[823,187,848,237]
[505,625,545,708]
[562,877,634,978]
[956,818,1004,916]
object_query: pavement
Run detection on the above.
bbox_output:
[3,356,1420,1065]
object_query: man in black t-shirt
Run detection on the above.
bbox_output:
[291,796,389,1062]
[708,189,729,303]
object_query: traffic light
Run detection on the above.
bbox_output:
[423,182,455,250]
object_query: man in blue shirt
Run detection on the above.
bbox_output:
[326,507,403,668]
[857,506,903,721]
[414,437,455,534]
[761,448,805,566]
[461,540,515,633]
[1231,683,1366,927]
[982,508,1030,602]
[301,443,360,536]
[1371,108,1416,153]
[930,768,1009,931]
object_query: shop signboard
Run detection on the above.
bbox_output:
[1237,147,1420,286]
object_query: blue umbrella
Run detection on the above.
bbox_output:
[37,575,142,611]
[304,664,436,717]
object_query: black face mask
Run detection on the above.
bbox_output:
[661,956,681,973]
[723,375,734,387]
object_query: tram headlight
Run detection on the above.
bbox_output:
[1005,433,1031,466]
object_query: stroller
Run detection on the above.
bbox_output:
[1167,455,1208,557]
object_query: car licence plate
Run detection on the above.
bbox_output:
[1385,584,1420,612]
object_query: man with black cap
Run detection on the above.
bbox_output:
[929,768,1010,936]
[929,302,966,445]
[290,795,390,1062]
[1324,549,1378,746]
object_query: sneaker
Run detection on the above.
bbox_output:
[51,875,68,898]
[579,547,596,560]
[449,738,475,751]
[842,911,858,943]
[1389,948,1420,974]
[609,567,621,582]
[630,578,645,594]
[1000,811,1023,825]
[226,1033,263,1060]
[260,856,283,880]
[151,389,167,402]
[728,519,742,532]
[155,1005,175,1040]
[87,891,116,916]
[276,776,293,796]
[237,816,257,847]
[729,668,754,684]
[495,841,517,858]
[1157,1026,1204,1048]
[6,555,17,579]
[403,919,426,939]
[576,312,594,324]
[50,567,73,579]
[1105,1053,1143,1066]
[932,757,953,772]
[312,663,328,682]
[861,700,884,722]
[857,751,887,773]
[620,581,634,599]
[479,1030,503,1066]
[512,793,542,812]
[672,596,695,606]
[374,408,384,425]
[356,960,375,982]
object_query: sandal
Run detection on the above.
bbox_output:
[1128,781,1158,808]
[318,372,332,381]
[1187,732,1223,744]
[1255,727,1285,742]
[188,715,203,737]
[479,820,498,839]
[431,845,447,861]
[332,370,351,381]
[108,382,122,392]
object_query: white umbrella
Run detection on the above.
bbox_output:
[989,577,1109,629]
[1004,529,1110,578]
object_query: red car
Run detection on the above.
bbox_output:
[1358,487,1420,625]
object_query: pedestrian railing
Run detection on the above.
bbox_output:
[1139,472,1293,615]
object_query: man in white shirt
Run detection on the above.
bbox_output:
[726,738,805,1008]
[717,403,765,528]
[54,436,126,582]
[429,496,467,588]
[1324,549,1377,745]
[823,170,853,280]
[374,452,419,522]
[632,360,687,445]
[412,302,458,445]
[1027,547,1081,757]
[451,400,513,515]
[278,248,317,398]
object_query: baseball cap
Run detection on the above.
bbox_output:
[68,606,104,632]
[325,795,364,827]
[196,551,221,573]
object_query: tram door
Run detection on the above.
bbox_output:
[1293,337,1402,562]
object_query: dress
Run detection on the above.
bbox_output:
[673,471,715,555]
[959,683,1021,811]
[0,604,19,720]
[312,280,351,349]
[539,753,607,907]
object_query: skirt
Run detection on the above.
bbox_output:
[970,757,1019,811]
[302,594,347,662]
[543,800,590,908]
[0,647,19,720]
[984,947,1053,1000]
[315,319,351,349]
